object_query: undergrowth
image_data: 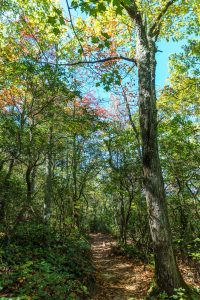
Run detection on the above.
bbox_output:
[0,223,95,299]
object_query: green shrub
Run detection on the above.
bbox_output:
[0,223,94,299]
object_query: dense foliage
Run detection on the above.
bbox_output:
[0,224,93,299]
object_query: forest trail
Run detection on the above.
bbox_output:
[90,234,200,300]
[90,233,153,300]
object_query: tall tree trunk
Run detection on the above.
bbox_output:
[136,29,186,294]
[44,126,53,223]
[72,133,79,227]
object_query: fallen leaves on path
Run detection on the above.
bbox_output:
[90,234,153,300]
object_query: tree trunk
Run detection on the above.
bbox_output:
[119,193,126,244]
[136,29,186,294]
[72,133,79,227]
[26,163,36,204]
[0,159,15,224]
[44,126,53,223]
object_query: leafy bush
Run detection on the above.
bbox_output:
[119,243,154,264]
[0,223,95,299]
[157,288,200,300]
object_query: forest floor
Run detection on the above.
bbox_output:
[90,233,200,300]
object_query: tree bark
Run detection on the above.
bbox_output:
[136,26,186,294]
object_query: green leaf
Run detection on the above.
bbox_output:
[98,3,106,12]
[105,40,111,48]
[112,0,123,14]
[115,80,121,85]
[98,43,104,49]
[59,16,66,26]
[78,48,83,54]
[101,31,110,39]
[105,85,110,91]
[53,27,60,35]
[91,36,99,43]
[112,0,120,6]
[115,5,123,15]
[47,16,57,25]
[53,7,62,15]
[71,0,78,8]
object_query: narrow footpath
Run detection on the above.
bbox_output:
[90,233,153,300]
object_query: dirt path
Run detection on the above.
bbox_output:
[90,233,200,300]
[90,233,153,300]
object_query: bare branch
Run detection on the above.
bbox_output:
[149,0,177,37]
[38,55,137,66]
[65,0,85,55]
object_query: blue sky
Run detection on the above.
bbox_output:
[156,39,185,87]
